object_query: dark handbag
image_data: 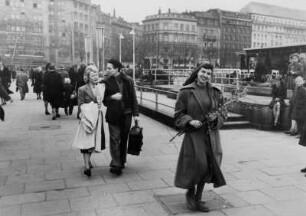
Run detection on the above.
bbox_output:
[127,119,143,155]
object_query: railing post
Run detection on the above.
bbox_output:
[155,89,158,111]
[140,86,143,105]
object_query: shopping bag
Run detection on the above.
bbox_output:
[127,119,143,155]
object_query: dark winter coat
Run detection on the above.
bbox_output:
[42,70,64,107]
[174,82,227,189]
[103,73,139,126]
[33,71,43,93]
[290,86,306,120]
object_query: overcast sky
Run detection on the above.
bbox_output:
[91,0,306,23]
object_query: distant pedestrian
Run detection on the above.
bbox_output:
[42,63,63,120]
[103,59,139,176]
[42,63,51,115]
[173,63,227,213]
[269,74,286,127]
[32,67,43,100]
[16,69,29,100]
[286,76,306,136]
[287,53,303,90]
[72,65,105,177]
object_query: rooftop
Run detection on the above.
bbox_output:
[240,1,306,21]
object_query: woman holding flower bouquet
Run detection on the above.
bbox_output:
[174,63,227,213]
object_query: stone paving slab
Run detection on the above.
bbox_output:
[22,199,70,216]
[0,192,45,206]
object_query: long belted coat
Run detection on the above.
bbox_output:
[174,82,227,189]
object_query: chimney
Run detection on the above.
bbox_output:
[158,8,161,14]
[113,9,116,17]
[168,8,171,13]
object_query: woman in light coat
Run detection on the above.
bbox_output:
[174,63,227,212]
[72,65,105,177]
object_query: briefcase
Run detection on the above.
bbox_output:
[127,119,143,155]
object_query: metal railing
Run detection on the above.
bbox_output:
[136,85,176,112]
[141,68,242,93]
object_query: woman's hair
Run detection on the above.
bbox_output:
[108,59,123,72]
[84,65,98,84]
[183,63,213,86]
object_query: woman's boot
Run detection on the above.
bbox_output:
[195,182,209,212]
[185,187,196,210]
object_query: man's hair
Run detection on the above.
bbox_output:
[108,59,123,71]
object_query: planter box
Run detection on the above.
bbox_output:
[228,101,291,130]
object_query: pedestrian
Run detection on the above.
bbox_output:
[76,63,87,119]
[269,74,286,127]
[42,63,51,115]
[299,53,306,80]
[103,59,139,175]
[32,67,43,100]
[286,53,303,90]
[72,65,105,177]
[173,63,227,212]
[0,61,12,105]
[58,66,72,115]
[16,69,29,100]
[42,63,63,120]
[68,65,78,115]
[286,76,306,136]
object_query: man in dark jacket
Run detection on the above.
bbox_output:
[43,63,64,120]
[103,59,139,175]
[0,61,12,104]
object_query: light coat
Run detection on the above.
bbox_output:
[73,83,105,151]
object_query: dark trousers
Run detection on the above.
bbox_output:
[108,114,132,168]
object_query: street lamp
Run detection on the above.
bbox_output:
[129,29,135,82]
[119,33,124,62]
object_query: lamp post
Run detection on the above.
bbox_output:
[96,27,104,70]
[119,33,124,62]
[84,35,91,64]
[129,29,135,82]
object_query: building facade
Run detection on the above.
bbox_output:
[208,9,252,68]
[241,2,306,48]
[142,10,198,69]
[0,0,47,68]
[186,11,221,67]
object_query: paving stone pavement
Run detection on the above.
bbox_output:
[1,84,306,216]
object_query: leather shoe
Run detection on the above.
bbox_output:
[45,111,50,115]
[284,130,292,134]
[301,167,306,173]
[56,113,61,118]
[290,131,298,136]
[196,200,209,212]
[83,169,91,177]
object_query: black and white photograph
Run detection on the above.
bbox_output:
[1,0,306,215]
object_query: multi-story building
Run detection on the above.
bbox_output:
[241,2,306,48]
[0,0,47,69]
[208,9,252,68]
[186,11,221,67]
[142,10,198,69]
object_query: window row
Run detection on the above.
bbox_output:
[144,23,197,32]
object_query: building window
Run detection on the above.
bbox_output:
[33,3,37,8]
[5,0,10,6]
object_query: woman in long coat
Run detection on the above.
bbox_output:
[42,64,63,120]
[72,65,105,177]
[174,63,227,212]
